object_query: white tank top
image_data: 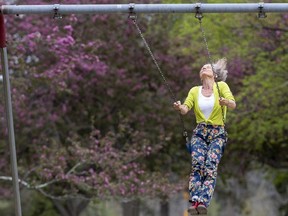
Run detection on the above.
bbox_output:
[198,86,215,120]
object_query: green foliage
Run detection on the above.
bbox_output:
[20,191,59,216]
[163,0,288,166]
[274,171,288,194]
[228,19,288,168]
[0,200,13,216]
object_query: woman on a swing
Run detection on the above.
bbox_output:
[173,58,236,215]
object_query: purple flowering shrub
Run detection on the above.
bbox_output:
[0,0,190,200]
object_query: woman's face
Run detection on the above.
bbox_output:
[199,64,214,80]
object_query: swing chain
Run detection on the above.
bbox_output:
[129,14,177,104]
[196,13,226,126]
[128,11,189,140]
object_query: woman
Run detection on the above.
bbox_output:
[173,58,236,215]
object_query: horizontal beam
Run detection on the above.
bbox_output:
[1,3,288,15]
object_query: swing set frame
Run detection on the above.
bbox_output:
[1,3,288,216]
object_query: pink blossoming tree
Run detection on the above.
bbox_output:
[0,0,194,214]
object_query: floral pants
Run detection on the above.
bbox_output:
[188,123,227,207]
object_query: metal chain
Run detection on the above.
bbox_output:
[197,17,226,125]
[132,19,176,103]
[129,15,189,141]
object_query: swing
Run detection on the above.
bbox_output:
[128,4,226,153]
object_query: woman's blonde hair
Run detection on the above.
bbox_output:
[212,58,228,81]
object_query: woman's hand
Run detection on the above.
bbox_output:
[219,97,236,109]
[173,101,182,111]
[173,101,189,115]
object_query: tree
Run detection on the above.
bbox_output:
[0,0,191,215]
[228,12,288,170]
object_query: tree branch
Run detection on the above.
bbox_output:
[1,162,83,188]
[0,175,57,189]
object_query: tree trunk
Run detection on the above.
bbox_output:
[53,198,90,216]
[160,200,169,216]
[122,199,140,216]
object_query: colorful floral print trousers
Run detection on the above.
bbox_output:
[188,123,227,207]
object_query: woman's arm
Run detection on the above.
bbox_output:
[219,97,236,109]
[173,101,189,115]
[173,87,195,115]
[219,82,236,109]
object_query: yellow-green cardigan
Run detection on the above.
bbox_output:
[184,81,235,126]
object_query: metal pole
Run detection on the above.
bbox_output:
[1,3,288,15]
[0,14,22,216]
